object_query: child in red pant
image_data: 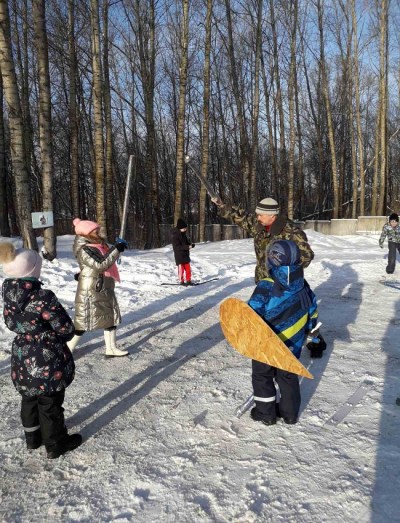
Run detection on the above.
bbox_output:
[171,218,195,286]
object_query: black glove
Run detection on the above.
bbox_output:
[191,243,195,248]
[379,243,384,249]
[74,272,80,281]
[306,333,327,358]
[115,242,126,252]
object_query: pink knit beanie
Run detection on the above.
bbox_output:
[0,242,42,279]
[73,218,100,236]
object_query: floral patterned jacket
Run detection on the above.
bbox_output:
[2,278,75,397]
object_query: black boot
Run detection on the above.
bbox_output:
[47,433,83,459]
[25,429,42,450]
[250,407,276,426]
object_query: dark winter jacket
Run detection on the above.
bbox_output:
[72,235,121,331]
[248,265,318,359]
[219,204,314,282]
[171,228,192,265]
[2,278,75,397]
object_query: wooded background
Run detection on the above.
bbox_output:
[0,0,399,257]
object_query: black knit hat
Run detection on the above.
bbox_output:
[389,213,399,222]
[176,218,187,229]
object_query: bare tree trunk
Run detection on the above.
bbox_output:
[261,52,278,194]
[0,0,36,248]
[294,55,304,218]
[13,0,38,209]
[69,0,79,218]
[249,0,263,210]
[378,0,388,215]
[351,0,365,216]
[224,0,250,198]
[90,0,106,233]
[199,0,212,242]
[130,0,161,248]
[372,109,380,215]
[270,0,287,186]
[317,0,339,218]
[372,0,387,216]
[287,0,298,220]
[173,0,189,226]
[0,66,10,236]
[301,33,324,216]
[33,0,56,260]
[103,0,115,241]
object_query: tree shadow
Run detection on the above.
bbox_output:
[71,276,232,360]
[67,277,253,438]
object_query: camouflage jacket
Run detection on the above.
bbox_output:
[219,204,314,282]
[379,223,400,246]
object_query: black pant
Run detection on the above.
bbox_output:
[21,390,67,449]
[252,360,300,420]
[386,242,400,274]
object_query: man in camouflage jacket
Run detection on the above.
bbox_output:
[212,196,314,283]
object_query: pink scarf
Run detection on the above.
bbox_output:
[88,243,120,283]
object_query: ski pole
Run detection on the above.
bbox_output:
[117,155,134,263]
[235,393,255,418]
[184,155,220,201]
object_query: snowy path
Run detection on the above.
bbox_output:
[0,232,399,522]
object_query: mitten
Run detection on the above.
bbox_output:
[191,243,195,248]
[74,272,80,281]
[115,243,125,253]
[379,243,384,249]
[306,333,327,358]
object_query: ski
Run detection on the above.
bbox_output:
[161,278,219,286]
[323,380,372,429]
[379,280,400,290]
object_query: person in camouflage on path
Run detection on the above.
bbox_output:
[379,213,400,274]
[212,196,314,283]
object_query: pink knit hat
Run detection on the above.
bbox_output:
[73,218,100,236]
[0,242,42,279]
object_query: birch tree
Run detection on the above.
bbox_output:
[0,0,37,248]
[173,0,190,225]
[0,66,10,236]
[90,0,106,232]
[33,0,56,259]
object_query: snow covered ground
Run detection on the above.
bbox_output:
[0,230,399,523]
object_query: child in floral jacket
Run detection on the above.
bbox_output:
[379,213,400,274]
[0,242,82,459]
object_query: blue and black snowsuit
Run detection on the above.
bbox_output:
[248,263,318,422]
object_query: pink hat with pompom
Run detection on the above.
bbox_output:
[0,242,42,279]
[73,218,100,236]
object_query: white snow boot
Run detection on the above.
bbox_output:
[104,329,128,358]
[67,334,82,352]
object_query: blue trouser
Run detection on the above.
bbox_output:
[252,360,300,421]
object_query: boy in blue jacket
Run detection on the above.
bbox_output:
[248,240,319,425]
